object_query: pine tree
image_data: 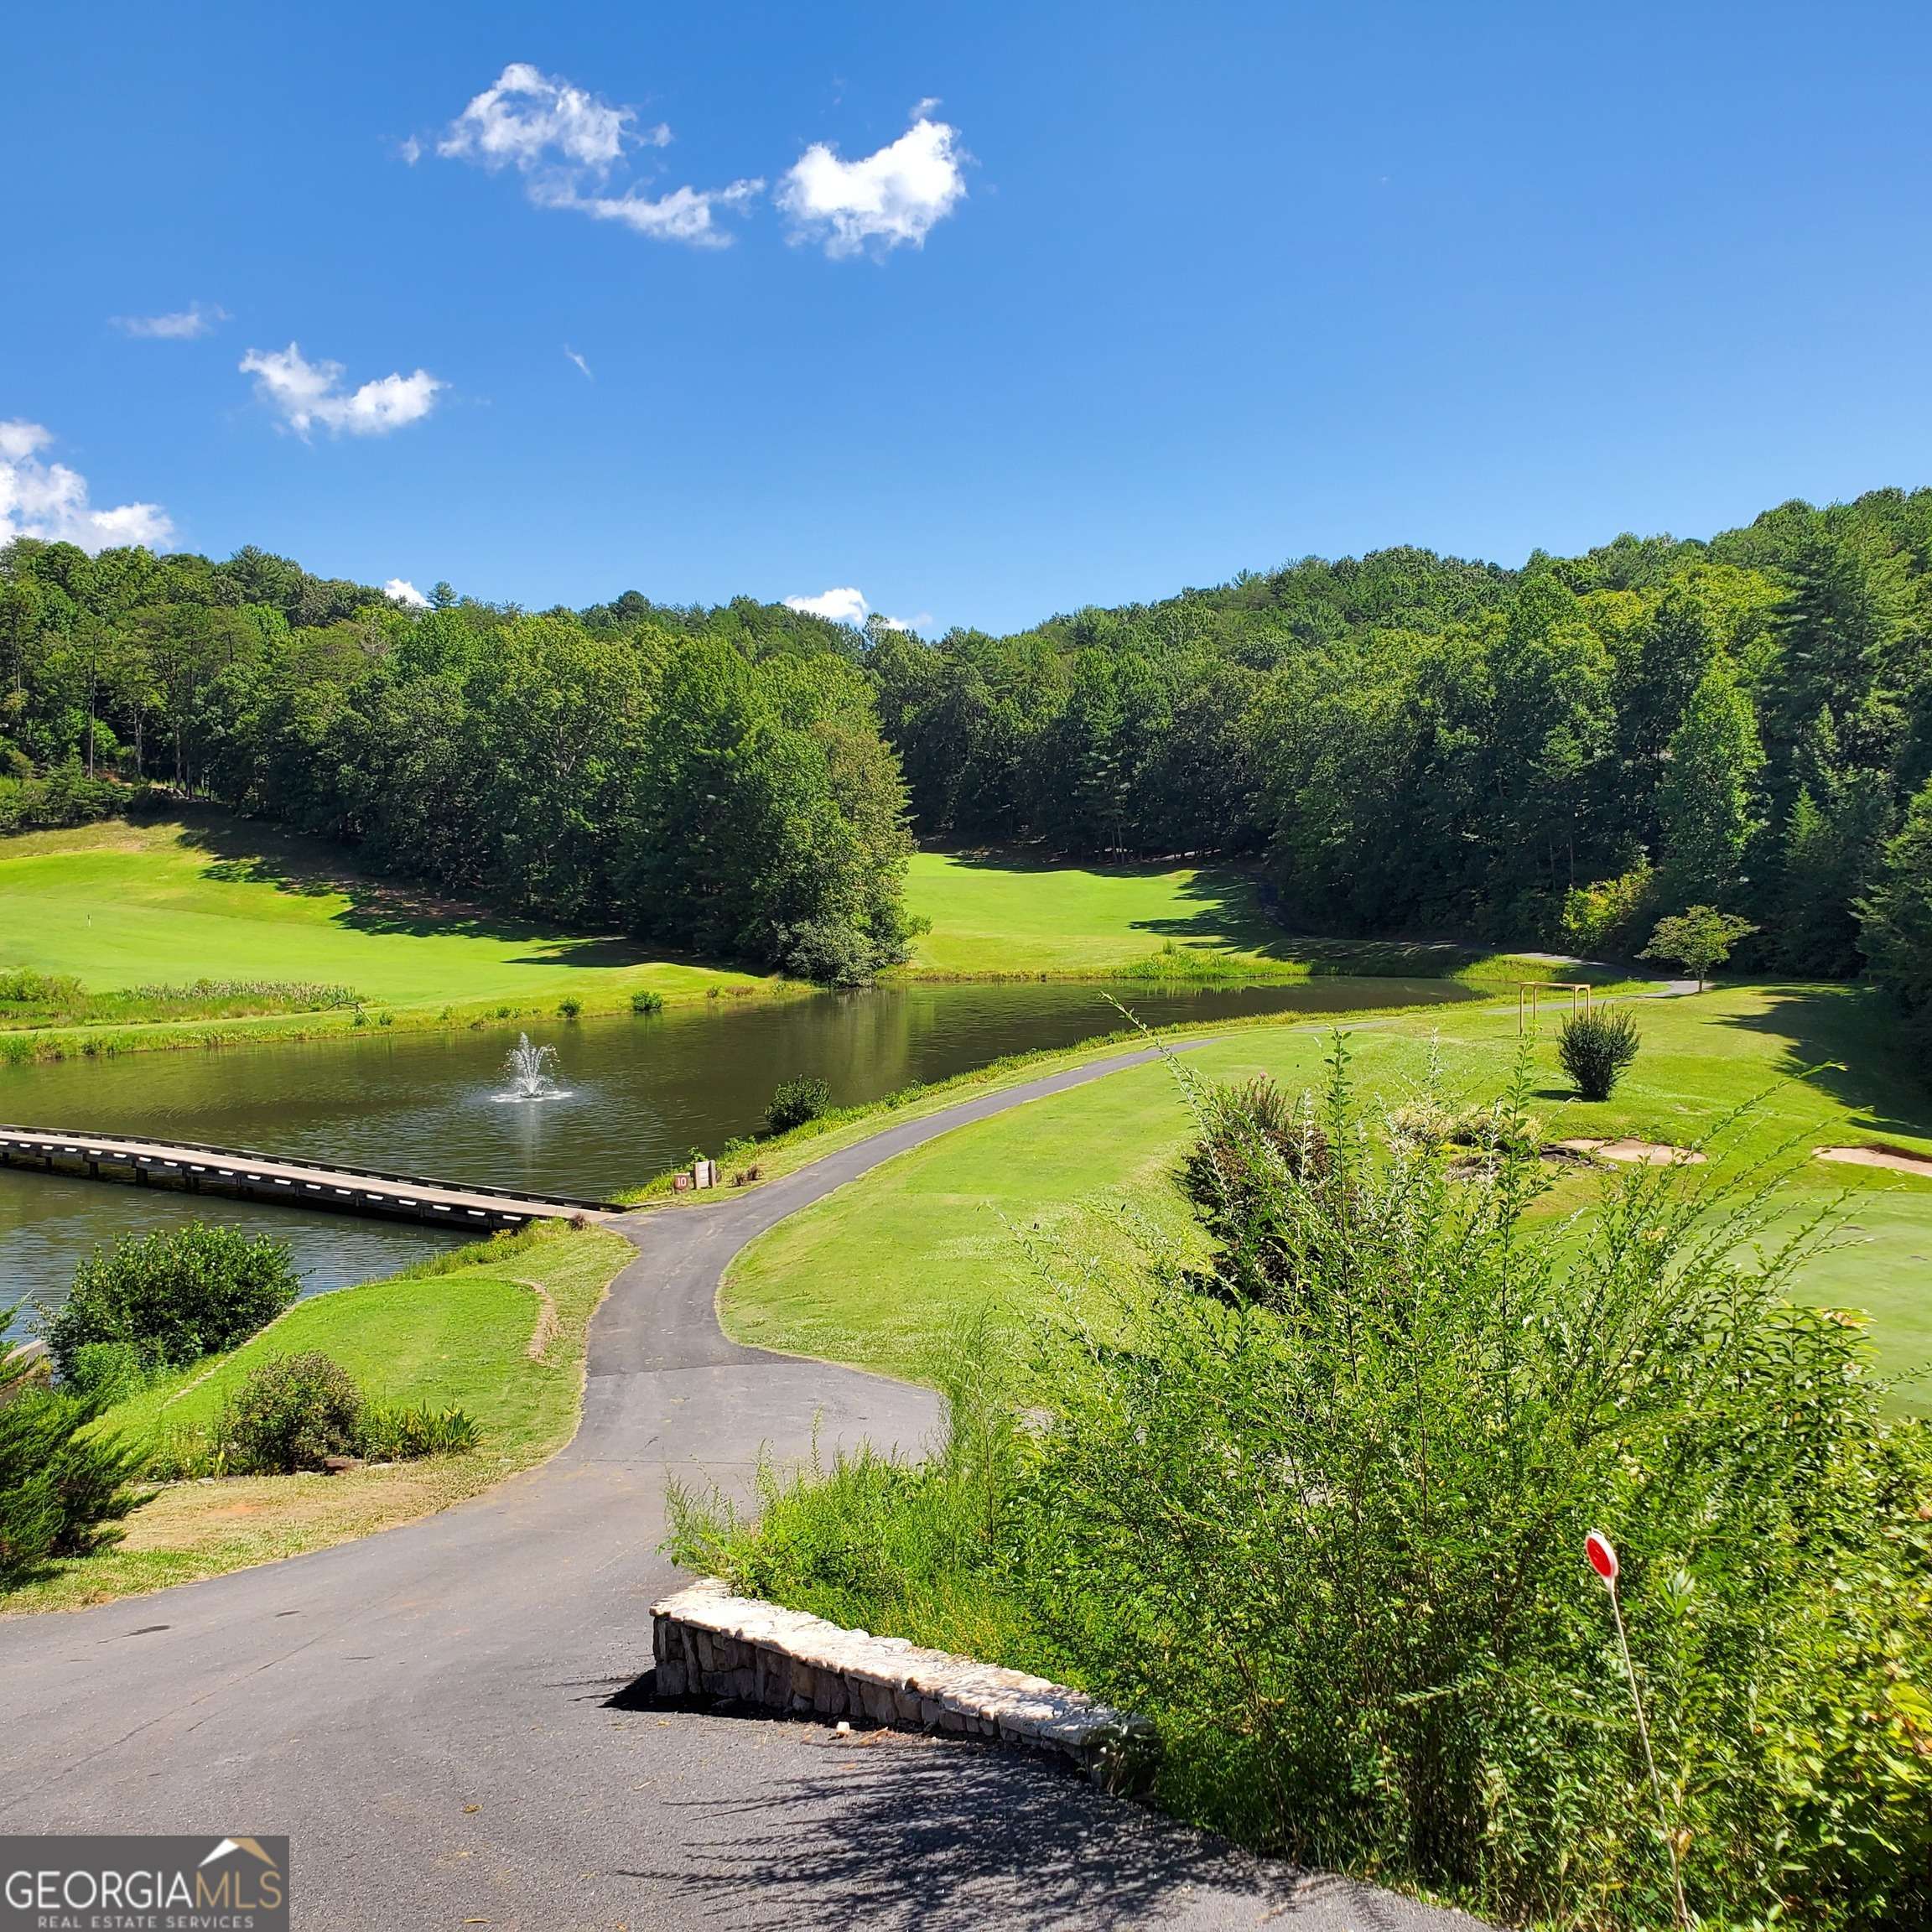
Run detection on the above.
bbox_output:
[1857,776,1932,1064]
[1655,660,1763,908]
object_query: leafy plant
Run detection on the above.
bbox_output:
[766,1075,834,1135]
[630,988,665,1015]
[1557,1005,1642,1100]
[1640,906,1759,990]
[45,1223,300,1378]
[221,1352,363,1473]
[556,995,582,1018]
[358,1401,480,1461]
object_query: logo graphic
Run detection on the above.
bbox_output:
[1,1834,289,1931]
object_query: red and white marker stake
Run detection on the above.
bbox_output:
[1587,1529,1690,1930]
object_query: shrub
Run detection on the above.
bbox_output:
[1557,1005,1642,1100]
[630,988,665,1015]
[358,1401,480,1461]
[1557,859,1656,958]
[1,1317,146,1589]
[45,1223,301,1379]
[557,995,582,1018]
[766,1075,833,1135]
[221,1352,364,1473]
[782,917,878,987]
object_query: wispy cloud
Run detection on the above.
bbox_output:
[564,346,594,380]
[384,577,430,609]
[240,343,444,438]
[434,63,751,247]
[0,420,173,553]
[112,301,228,340]
[778,103,968,257]
[532,175,761,247]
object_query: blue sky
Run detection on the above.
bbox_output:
[5,2,1932,634]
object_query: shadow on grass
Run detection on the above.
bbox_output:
[600,1702,1452,1930]
[933,849,1608,982]
[1711,983,1932,1148]
[172,809,714,973]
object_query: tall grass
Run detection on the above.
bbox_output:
[674,1044,1932,1930]
[0,969,360,1030]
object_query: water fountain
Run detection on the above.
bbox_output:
[497,1033,565,1102]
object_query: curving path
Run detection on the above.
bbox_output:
[0,1050,1484,1932]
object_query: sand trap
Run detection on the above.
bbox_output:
[1555,1137,1706,1166]
[1816,1145,1932,1180]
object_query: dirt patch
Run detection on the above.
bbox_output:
[1555,1137,1706,1167]
[1816,1145,1932,1180]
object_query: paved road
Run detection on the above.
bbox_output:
[0,1049,1485,1932]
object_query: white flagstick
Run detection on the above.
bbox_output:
[1587,1530,1690,1930]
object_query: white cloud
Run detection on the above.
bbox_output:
[434,63,753,249]
[399,135,423,166]
[383,577,430,609]
[785,585,870,625]
[240,343,444,438]
[533,176,762,247]
[564,345,594,380]
[879,611,933,634]
[778,105,967,257]
[439,62,634,174]
[112,301,228,340]
[0,420,174,553]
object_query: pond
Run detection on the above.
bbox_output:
[0,975,1478,1316]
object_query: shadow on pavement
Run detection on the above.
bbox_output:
[610,1715,1469,1930]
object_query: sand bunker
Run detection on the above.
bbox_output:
[1554,1137,1706,1167]
[1816,1145,1932,1180]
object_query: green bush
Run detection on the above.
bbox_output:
[1,1317,146,1590]
[766,1075,833,1135]
[630,988,665,1015]
[687,1052,1932,1929]
[782,917,879,987]
[358,1401,480,1461]
[557,995,582,1018]
[1557,1005,1642,1100]
[221,1352,364,1473]
[45,1223,300,1379]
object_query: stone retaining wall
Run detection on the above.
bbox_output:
[652,1579,1155,1792]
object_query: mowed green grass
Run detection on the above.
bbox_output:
[0,818,766,1018]
[902,851,1289,974]
[723,984,1932,1400]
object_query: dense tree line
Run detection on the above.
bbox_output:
[864,491,1932,1046]
[0,543,914,981]
[5,488,1931,1038]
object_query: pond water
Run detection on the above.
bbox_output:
[0,975,1476,1317]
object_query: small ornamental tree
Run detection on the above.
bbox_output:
[1639,906,1758,991]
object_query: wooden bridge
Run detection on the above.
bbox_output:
[0,1125,623,1228]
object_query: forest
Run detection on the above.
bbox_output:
[3,489,1930,1046]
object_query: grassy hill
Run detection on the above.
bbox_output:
[0,815,771,1046]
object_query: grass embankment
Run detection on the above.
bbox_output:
[901,849,1621,986]
[3,1222,632,1615]
[0,816,780,1061]
[723,983,1932,1397]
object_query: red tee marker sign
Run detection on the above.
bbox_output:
[1586,1530,1618,1581]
